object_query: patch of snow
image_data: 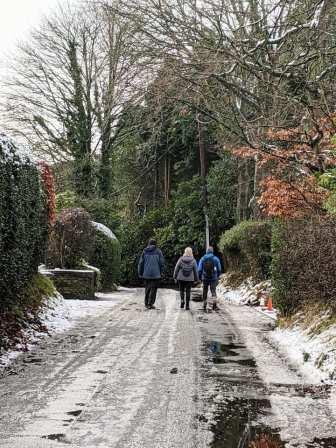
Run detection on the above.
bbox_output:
[218,275,278,319]
[218,276,336,383]
[91,221,117,240]
[271,322,336,383]
[310,1,325,28]
[82,262,101,275]
[223,274,336,383]
[0,291,123,369]
[0,132,33,166]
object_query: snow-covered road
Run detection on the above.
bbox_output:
[0,289,335,447]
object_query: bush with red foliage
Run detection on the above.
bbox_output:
[47,208,95,269]
[258,176,327,219]
[38,161,56,227]
[232,115,336,219]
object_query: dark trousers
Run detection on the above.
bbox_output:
[202,280,218,308]
[144,279,160,307]
[179,281,193,307]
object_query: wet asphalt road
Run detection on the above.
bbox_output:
[0,289,336,448]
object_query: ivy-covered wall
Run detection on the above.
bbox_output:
[0,134,48,310]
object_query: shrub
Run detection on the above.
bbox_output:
[56,192,121,236]
[78,198,121,234]
[271,217,336,315]
[0,274,56,352]
[0,134,48,311]
[56,190,77,212]
[47,208,95,269]
[219,220,272,281]
[17,273,56,313]
[90,222,121,290]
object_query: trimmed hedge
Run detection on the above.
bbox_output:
[271,217,336,315]
[0,134,48,310]
[219,220,272,281]
[90,222,121,291]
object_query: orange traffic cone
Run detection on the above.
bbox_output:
[267,297,273,311]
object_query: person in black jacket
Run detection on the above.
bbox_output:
[138,239,165,309]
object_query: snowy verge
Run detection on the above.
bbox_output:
[0,290,124,369]
[271,318,336,383]
[218,274,278,320]
[217,275,336,383]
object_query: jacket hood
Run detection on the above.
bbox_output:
[203,253,214,261]
[145,245,157,253]
[181,256,193,263]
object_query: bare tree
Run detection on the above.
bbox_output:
[1,1,142,197]
[117,0,336,152]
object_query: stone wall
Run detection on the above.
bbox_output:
[41,269,98,300]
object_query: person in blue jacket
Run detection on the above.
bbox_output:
[198,246,222,311]
[138,239,165,309]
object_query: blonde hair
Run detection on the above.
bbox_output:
[183,247,193,257]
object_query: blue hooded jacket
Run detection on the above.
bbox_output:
[198,250,222,282]
[138,245,165,280]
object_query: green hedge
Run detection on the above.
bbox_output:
[0,135,48,310]
[219,220,272,281]
[90,222,121,291]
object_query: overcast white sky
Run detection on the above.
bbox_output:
[0,0,68,59]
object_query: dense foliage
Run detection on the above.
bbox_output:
[56,191,121,234]
[90,224,121,290]
[118,171,237,284]
[47,208,95,269]
[219,221,272,282]
[271,218,336,315]
[0,135,48,311]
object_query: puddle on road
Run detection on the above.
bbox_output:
[206,341,256,368]
[202,340,286,447]
[210,397,285,448]
[23,357,43,364]
[42,433,66,441]
[67,410,82,417]
[202,338,333,448]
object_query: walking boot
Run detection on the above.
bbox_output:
[186,300,190,310]
[181,301,185,309]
